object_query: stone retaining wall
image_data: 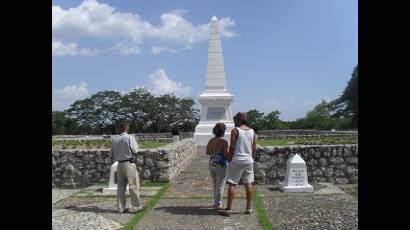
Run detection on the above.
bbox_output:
[254,144,358,185]
[52,138,197,188]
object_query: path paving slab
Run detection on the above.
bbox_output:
[73,185,161,197]
[52,208,123,230]
[134,198,261,230]
[52,189,81,204]
[53,193,149,228]
[165,153,247,198]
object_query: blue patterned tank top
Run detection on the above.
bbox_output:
[209,149,227,167]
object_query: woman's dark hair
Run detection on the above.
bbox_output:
[213,123,226,137]
[233,112,248,125]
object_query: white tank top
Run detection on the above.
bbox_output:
[232,127,255,164]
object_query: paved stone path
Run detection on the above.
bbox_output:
[52,208,123,230]
[52,189,81,204]
[52,185,158,230]
[135,151,261,230]
[256,183,358,229]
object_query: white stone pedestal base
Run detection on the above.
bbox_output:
[102,161,133,193]
[279,182,314,192]
[102,187,121,193]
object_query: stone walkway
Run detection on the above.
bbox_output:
[257,184,358,229]
[52,149,358,229]
[52,184,159,230]
[135,150,261,230]
[52,189,81,204]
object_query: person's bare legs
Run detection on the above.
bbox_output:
[226,183,236,210]
[244,183,253,209]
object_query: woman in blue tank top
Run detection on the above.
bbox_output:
[206,123,229,210]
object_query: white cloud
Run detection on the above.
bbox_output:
[52,39,98,57]
[150,46,177,54]
[52,82,90,111]
[218,17,238,38]
[110,42,141,54]
[52,0,237,56]
[148,69,191,96]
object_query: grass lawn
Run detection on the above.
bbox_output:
[257,139,291,146]
[52,139,170,150]
[257,135,357,146]
[139,141,169,149]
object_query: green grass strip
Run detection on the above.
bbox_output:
[122,182,171,230]
[257,139,290,146]
[163,195,247,199]
[140,181,168,187]
[253,187,275,230]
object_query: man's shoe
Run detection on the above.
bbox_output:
[245,208,253,215]
[118,208,129,214]
[129,207,143,213]
[219,208,232,217]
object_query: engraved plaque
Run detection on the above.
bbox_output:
[206,107,226,120]
[290,168,305,186]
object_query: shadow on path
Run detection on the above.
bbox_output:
[267,187,282,192]
[154,205,222,216]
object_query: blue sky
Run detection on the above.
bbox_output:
[52,0,357,121]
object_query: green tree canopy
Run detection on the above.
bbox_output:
[62,88,199,134]
[331,65,358,128]
[52,111,81,135]
[245,109,265,131]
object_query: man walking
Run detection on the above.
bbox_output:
[110,121,142,213]
[220,112,256,216]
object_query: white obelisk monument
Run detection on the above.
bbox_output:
[194,16,235,150]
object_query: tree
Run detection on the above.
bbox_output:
[66,91,123,134]
[331,65,358,128]
[52,111,81,135]
[121,87,156,132]
[245,109,265,131]
[52,111,66,135]
[174,97,200,132]
[147,94,199,132]
[263,110,285,130]
[62,89,200,134]
[304,100,333,130]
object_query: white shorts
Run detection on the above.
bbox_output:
[226,161,254,185]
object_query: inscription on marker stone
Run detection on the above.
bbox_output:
[290,168,305,186]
